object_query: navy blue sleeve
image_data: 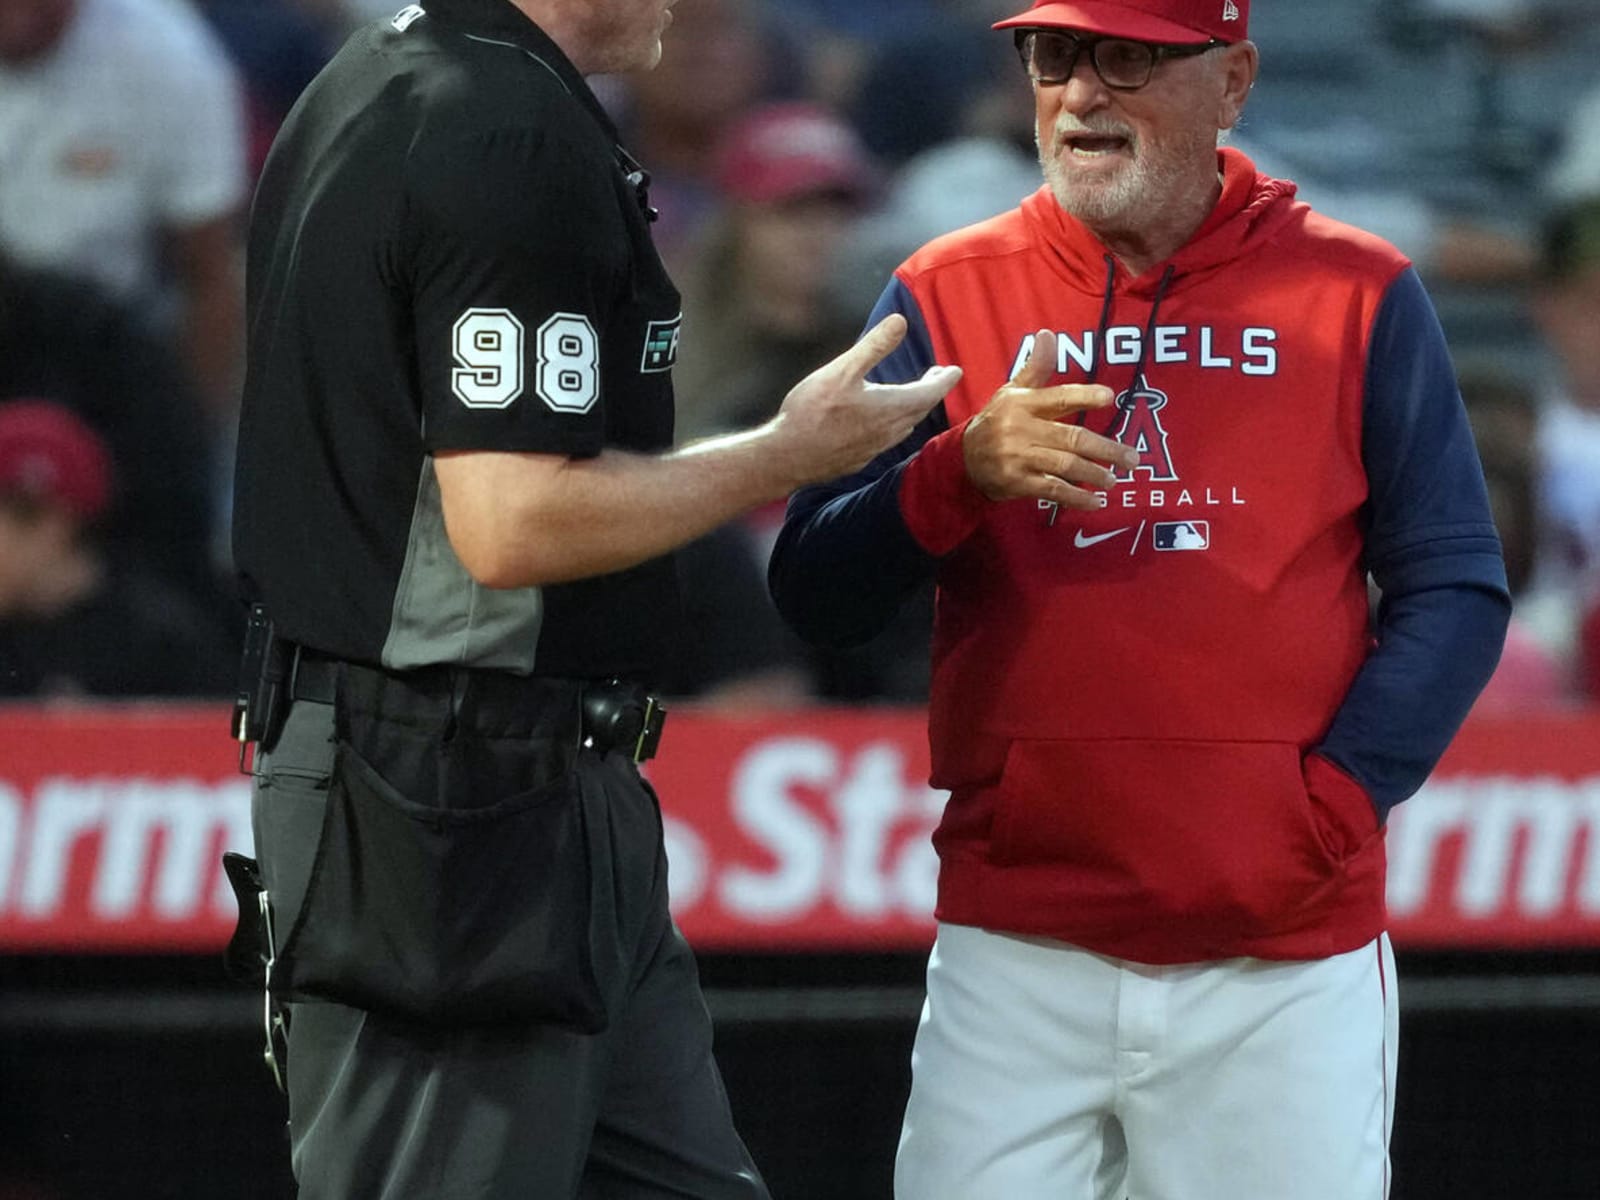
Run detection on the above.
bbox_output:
[862,277,939,386]
[1315,268,1510,817]
[767,279,946,648]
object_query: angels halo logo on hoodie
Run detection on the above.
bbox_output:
[1110,383,1178,482]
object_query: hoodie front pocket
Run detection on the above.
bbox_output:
[988,738,1342,939]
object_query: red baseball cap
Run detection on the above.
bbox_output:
[0,399,113,520]
[714,103,877,206]
[993,0,1250,45]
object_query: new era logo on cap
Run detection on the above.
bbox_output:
[1222,0,1240,20]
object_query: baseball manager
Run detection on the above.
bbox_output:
[770,1,1511,1196]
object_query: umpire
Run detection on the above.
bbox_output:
[229,0,959,1195]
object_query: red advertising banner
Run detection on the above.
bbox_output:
[1,704,1598,953]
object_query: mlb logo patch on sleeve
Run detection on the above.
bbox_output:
[1153,521,1210,551]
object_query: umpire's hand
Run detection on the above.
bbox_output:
[963,329,1138,510]
[763,314,961,489]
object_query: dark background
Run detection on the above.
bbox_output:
[3,950,1598,1199]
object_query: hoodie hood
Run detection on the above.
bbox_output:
[1023,147,1301,299]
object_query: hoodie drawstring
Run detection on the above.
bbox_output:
[1080,258,1175,437]
[1132,264,1176,393]
[1086,254,1118,388]
[1044,256,1170,525]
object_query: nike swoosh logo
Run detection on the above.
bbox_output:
[1073,527,1132,548]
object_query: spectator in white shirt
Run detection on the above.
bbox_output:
[0,0,248,420]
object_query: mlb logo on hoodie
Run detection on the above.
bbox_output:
[1154,521,1210,551]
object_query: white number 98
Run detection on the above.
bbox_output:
[449,308,599,414]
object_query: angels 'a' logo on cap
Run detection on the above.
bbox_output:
[1222,0,1241,21]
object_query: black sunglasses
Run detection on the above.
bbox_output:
[1015,29,1224,91]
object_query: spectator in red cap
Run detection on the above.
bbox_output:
[668,103,883,706]
[0,399,112,527]
[673,102,878,442]
[612,0,802,268]
[0,250,223,613]
[0,398,234,696]
[0,399,113,624]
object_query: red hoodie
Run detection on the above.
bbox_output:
[891,149,1400,962]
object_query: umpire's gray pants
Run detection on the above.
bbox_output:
[253,690,768,1200]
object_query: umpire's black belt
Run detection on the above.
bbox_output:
[288,647,666,763]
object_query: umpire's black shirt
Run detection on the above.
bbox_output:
[233,0,683,682]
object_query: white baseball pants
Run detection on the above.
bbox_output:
[895,923,1397,1200]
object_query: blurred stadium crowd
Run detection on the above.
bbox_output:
[0,0,1597,711]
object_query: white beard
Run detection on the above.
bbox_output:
[1039,122,1219,233]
